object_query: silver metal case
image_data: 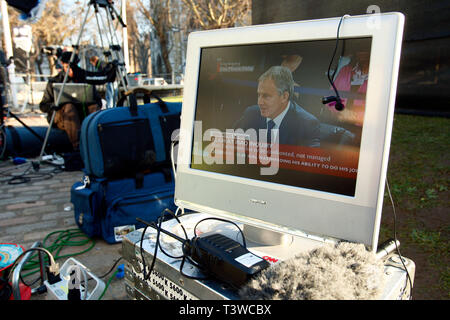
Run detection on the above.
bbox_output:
[121,213,415,300]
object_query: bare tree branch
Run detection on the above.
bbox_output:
[135,0,174,74]
[181,0,251,30]
[8,0,89,74]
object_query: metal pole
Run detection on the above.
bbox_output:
[1,0,18,109]
[121,0,129,73]
[36,4,92,162]
[104,7,129,92]
[28,51,34,106]
[12,241,42,300]
[93,4,106,56]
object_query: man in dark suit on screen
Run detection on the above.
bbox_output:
[234,66,320,148]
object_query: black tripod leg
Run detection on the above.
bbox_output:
[7,111,44,143]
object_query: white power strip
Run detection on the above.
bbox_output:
[45,278,87,300]
[42,154,64,166]
[44,258,105,300]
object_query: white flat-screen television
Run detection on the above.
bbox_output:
[175,13,405,251]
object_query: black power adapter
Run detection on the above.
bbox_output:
[136,218,270,289]
[186,233,270,288]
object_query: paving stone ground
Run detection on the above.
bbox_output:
[1,113,127,300]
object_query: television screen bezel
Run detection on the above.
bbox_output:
[175,13,405,251]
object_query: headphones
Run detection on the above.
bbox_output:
[322,14,350,112]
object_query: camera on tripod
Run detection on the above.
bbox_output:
[90,0,126,27]
[90,0,114,8]
[41,46,64,59]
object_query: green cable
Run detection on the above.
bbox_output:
[98,268,119,300]
[43,229,95,260]
[21,228,96,278]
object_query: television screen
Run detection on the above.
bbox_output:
[191,38,372,196]
[176,14,405,249]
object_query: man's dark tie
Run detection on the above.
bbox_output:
[266,120,275,144]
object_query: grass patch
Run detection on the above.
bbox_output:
[381,113,450,298]
[411,228,444,249]
[410,225,450,295]
[386,114,450,209]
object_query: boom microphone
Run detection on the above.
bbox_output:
[238,242,386,300]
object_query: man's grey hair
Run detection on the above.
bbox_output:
[258,66,294,99]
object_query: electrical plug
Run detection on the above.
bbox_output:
[46,263,61,285]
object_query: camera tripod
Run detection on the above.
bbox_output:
[33,0,132,170]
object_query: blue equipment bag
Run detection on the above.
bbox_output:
[71,169,177,243]
[71,176,104,238]
[79,92,181,179]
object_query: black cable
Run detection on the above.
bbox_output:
[139,209,167,281]
[8,172,54,185]
[146,213,164,280]
[19,273,41,288]
[8,175,31,184]
[85,257,123,284]
[161,212,210,281]
[156,209,188,260]
[97,257,123,279]
[7,247,57,287]
[0,278,12,301]
[0,161,63,185]
[0,161,30,176]
[144,210,208,280]
[157,210,209,280]
[178,243,209,281]
[138,210,250,283]
[324,15,349,111]
[386,179,413,298]
[326,15,347,94]
[139,224,150,280]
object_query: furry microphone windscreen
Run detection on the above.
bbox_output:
[239,242,386,300]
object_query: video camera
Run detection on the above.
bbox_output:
[41,46,64,59]
[90,0,114,8]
